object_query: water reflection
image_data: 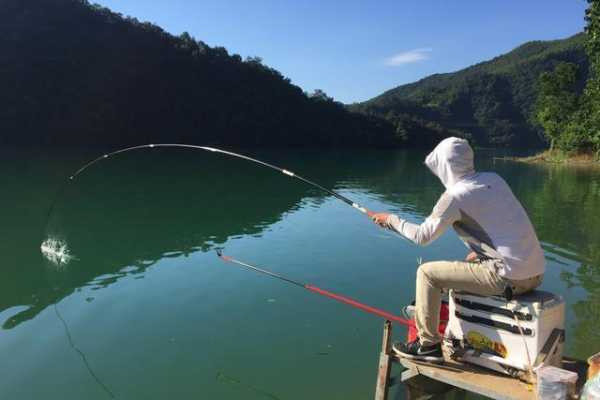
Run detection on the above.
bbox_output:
[3,149,328,329]
[518,164,600,360]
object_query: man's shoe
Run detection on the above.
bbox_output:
[392,339,444,363]
[401,304,416,320]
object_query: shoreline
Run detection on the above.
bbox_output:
[495,150,599,166]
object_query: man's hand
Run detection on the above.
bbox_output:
[465,251,478,262]
[371,212,392,227]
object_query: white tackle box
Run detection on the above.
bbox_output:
[445,290,565,375]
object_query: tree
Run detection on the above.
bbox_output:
[534,62,580,150]
[532,0,600,154]
[309,89,334,102]
[244,56,263,65]
[584,0,600,153]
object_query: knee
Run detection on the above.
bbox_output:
[417,262,435,283]
[417,262,443,287]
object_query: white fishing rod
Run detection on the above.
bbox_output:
[48,143,375,219]
[43,142,412,266]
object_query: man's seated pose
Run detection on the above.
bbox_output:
[371,137,545,362]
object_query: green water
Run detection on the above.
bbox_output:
[1,147,599,399]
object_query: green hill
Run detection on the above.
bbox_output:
[351,33,589,147]
[0,0,400,148]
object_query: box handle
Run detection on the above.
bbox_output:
[455,298,533,321]
[455,311,534,336]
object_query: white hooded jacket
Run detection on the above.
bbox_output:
[386,137,545,281]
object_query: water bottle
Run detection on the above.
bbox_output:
[536,366,578,400]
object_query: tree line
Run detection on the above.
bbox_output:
[534,0,600,155]
[0,0,407,148]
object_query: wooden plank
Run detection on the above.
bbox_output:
[374,320,393,400]
[398,356,588,400]
[401,367,420,382]
[398,357,536,400]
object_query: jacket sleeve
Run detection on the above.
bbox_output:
[385,192,460,246]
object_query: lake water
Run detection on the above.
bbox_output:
[1,147,599,399]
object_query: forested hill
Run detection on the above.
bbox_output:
[351,34,589,147]
[1,0,401,148]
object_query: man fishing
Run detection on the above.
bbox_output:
[371,137,545,363]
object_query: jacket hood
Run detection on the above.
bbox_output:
[425,137,475,188]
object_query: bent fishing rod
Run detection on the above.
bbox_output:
[58,143,374,215]
[216,250,412,327]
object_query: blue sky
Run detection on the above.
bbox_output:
[95,0,587,103]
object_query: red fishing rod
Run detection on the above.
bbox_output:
[216,250,412,327]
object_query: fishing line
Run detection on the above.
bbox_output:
[216,250,412,327]
[53,303,116,399]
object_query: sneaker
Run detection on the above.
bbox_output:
[392,339,444,363]
[401,304,416,320]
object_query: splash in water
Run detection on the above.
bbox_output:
[41,237,74,267]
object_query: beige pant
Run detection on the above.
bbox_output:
[416,259,543,346]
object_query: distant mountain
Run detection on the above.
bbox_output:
[351,34,589,147]
[0,0,400,148]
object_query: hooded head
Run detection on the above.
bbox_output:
[425,137,475,188]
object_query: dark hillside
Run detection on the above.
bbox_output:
[0,0,399,148]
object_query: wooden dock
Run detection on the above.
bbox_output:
[374,321,588,400]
